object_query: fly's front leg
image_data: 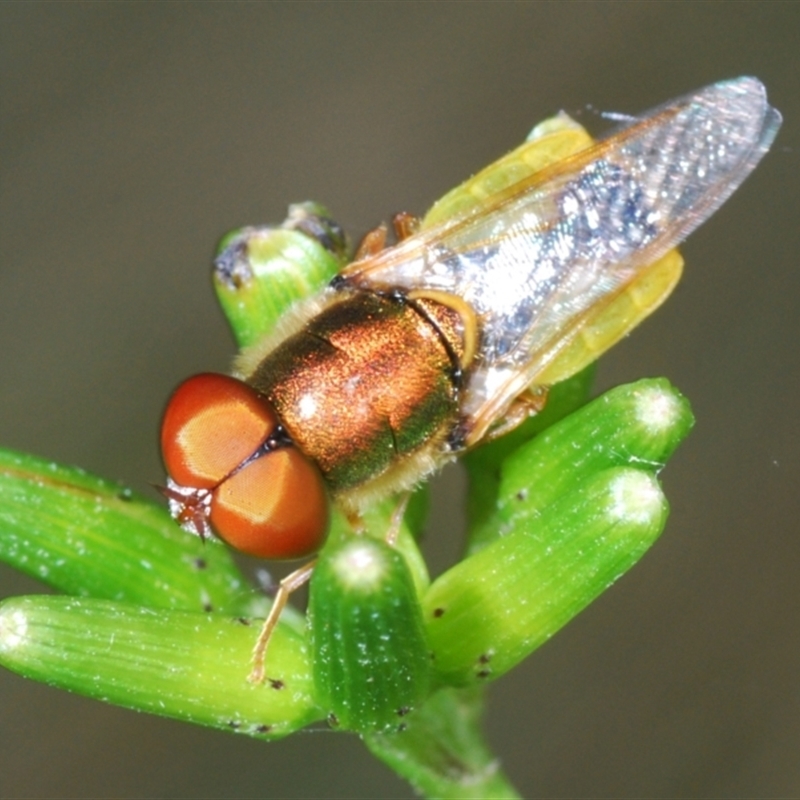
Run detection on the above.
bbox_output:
[384,491,412,547]
[341,492,409,545]
[248,559,317,684]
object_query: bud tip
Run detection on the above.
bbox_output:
[634,386,682,434]
[608,470,664,526]
[0,605,28,652]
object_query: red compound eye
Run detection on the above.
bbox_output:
[210,445,329,559]
[161,373,278,489]
[160,373,329,559]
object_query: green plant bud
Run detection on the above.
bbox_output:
[0,448,260,616]
[498,378,693,529]
[463,365,595,555]
[213,203,349,349]
[423,467,668,685]
[354,491,431,597]
[0,596,322,739]
[465,365,597,476]
[309,537,432,733]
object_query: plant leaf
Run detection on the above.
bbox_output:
[0,595,322,739]
[424,467,669,685]
[0,448,260,616]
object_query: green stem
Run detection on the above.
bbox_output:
[365,687,521,800]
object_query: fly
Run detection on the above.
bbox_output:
[159,76,781,681]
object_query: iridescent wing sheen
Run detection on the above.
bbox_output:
[341,77,781,445]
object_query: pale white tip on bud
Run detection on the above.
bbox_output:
[634,386,683,434]
[0,606,28,652]
[607,470,665,527]
[330,540,390,590]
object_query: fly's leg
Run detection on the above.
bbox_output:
[385,491,412,547]
[248,559,317,684]
[354,211,419,262]
[340,504,367,534]
[470,385,550,446]
[353,223,388,261]
[391,211,420,241]
[342,492,409,545]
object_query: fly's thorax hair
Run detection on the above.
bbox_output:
[233,287,348,380]
[336,429,457,514]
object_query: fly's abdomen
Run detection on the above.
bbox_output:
[247,292,462,491]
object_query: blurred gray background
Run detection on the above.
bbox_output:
[1,3,798,798]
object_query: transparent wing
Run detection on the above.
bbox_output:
[341,77,782,442]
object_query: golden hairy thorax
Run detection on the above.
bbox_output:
[247,290,465,493]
